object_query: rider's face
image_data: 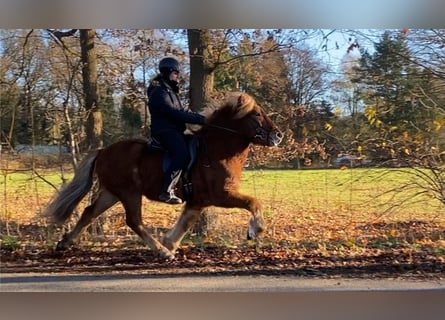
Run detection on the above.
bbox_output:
[169,71,179,81]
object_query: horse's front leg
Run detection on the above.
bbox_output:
[220,191,266,241]
[162,205,203,253]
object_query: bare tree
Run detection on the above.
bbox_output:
[47,29,103,151]
[80,29,102,150]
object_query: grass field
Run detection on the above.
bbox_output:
[1,167,444,252]
[241,168,443,217]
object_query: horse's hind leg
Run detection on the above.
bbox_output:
[162,205,203,253]
[121,195,174,260]
[56,189,118,251]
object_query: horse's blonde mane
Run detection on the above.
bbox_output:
[201,92,257,120]
[186,92,258,134]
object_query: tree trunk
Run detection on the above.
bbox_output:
[80,29,102,151]
[187,29,218,237]
[187,29,214,111]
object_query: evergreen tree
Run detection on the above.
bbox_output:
[353,31,424,132]
[119,74,142,139]
[351,30,444,164]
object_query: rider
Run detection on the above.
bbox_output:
[147,57,206,204]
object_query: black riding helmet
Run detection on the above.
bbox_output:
[159,57,180,76]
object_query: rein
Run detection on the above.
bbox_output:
[207,123,269,143]
[207,124,241,135]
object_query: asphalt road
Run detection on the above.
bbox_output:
[1,272,445,291]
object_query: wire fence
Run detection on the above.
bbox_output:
[1,151,445,250]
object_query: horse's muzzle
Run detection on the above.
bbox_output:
[254,127,283,146]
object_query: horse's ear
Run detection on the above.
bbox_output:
[234,93,255,119]
[237,93,248,107]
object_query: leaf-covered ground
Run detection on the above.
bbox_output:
[1,219,445,280]
[2,244,445,280]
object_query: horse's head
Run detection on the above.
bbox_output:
[231,93,283,147]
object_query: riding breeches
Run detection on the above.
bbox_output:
[153,130,189,193]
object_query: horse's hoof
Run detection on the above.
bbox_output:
[55,241,68,251]
[247,229,256,241]
[160,250,175,261]
[55,234,71,251]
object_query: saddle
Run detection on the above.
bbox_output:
[147,135,200,202]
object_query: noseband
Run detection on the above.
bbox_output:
[253,126,270,142]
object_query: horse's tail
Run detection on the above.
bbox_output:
[45,151,99,225]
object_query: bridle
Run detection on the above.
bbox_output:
[207,121,272,144]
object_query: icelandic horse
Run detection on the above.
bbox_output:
[45,92,283,259]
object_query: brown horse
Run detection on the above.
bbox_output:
[45,92,283,259]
